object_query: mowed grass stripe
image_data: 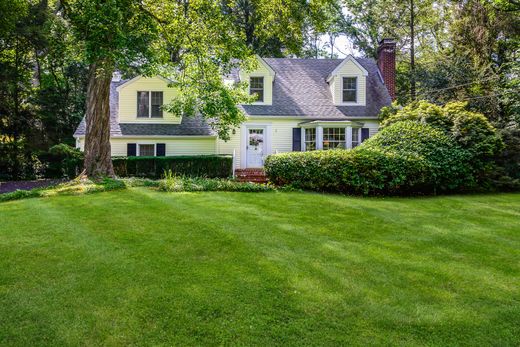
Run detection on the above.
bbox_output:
[1,190,519,346]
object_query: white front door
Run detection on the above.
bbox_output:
[246,128,265,168]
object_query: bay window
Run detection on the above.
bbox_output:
[352,128,359,148]
[305,128,316,151]
[322,128,345,150]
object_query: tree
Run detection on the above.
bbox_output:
[449,0,520,123]
[340,0,451,101]
[220,0,342,57]
[58,0,163,177]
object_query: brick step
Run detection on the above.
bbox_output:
[235,174,267,178]
[235,169,268,184]
[237,179,268,184]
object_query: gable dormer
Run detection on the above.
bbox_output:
[239,56,275,105]
[116,76,181,124]
[327,56,368,106]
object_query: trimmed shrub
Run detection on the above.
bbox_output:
[363,121,474,191]
[382,100,452,131]
[266,147,429,195]
[0,137,44,181]
[265,121,474,195]
[382,101,503,166]
[112,155,233,179]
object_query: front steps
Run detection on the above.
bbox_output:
[235,168,268,184]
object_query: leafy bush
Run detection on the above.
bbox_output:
[265,121,475,195]
[489,126,520,190]
[363,121,474,191]
[382,101,503,168]
[496,126,520,180]
[0,137,44,181]
[39,143,84,178]
[159,170,272,192]
[266,147,429,195]
[382,100,452,131]
[112,155,233,179]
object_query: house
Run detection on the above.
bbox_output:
[74,39,396,170]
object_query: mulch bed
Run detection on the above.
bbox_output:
[0,179,67,194]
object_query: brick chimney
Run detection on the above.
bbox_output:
[377,38,396,100]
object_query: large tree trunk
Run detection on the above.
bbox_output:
[83,61,115,178]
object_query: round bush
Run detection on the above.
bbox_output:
[363,121,475,191]
[381,101,503,167]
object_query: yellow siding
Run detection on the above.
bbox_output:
[76,118,379,169]
[330,59,366,106]
[216,119,301,169]
[363,120,380,137]
[270,119,301,153]
[239,58,274,105]
[77,137,216,156]
[216,128,241,169]
[117,76,181,124]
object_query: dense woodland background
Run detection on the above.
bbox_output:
[0,0,518,180]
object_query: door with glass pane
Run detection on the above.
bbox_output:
[246,128,265,167]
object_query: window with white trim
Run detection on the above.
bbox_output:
[137,91,163,118]
[352,128,359,148]
[305,128,316,151]
[249,77,264,102]
[342,77,357,102]
[138,144,155,156]
[151,92,163,118]
[323,128,345,150]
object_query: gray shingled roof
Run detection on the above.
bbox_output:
[74,57,390,137]
[74,80,215,137]
[239,58,391,119]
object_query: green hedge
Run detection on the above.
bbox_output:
[265,148,431,195]
[112,155,233,179]
[265,121,475,195]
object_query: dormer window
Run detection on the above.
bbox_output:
[342,77,357,103]
[250,77,264,102]
[137,91,163,118]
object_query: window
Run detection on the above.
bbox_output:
[137,91,163,118]
[323,128,345,150]
[138,144,155,156]
[137,91,149,118]
[352,128,359,148]
[305,128,316,151]
[250,77,264,102]
[151,92,163,118]
[342,77,357,102]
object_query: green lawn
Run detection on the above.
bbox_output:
[1,189,519,346]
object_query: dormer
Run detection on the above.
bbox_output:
[327,55,368,106]
[239,56,275,105]
[116,76,181,124]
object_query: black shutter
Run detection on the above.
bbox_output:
[361,128,370,142]
[292,128,302,151]
[156,143,166,156]
[127,143,137,156]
